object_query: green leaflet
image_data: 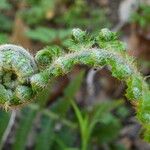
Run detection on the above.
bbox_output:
[35,45,62,68]
[72,28,86,42]
[64,28,94,52]
[126,75,143,100]
[0,84,11,103]
[97,28,126,52]
[15,86,34,101]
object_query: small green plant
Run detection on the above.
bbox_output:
[0,28,150,142]
[70,98,123,150]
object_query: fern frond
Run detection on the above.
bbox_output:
[0,29,150,141]
[0,44,38,106]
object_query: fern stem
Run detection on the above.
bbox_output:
[33,48,146,100]
[31,48,150,137]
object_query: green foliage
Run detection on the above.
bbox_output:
[0,71,125,149]
[35,82,52,107]
[0,14,12,32]
[70,97,124,150]
[97,28,126,52]
[0,110,10,141]
[0,0,12,34]
[12,105,38,150]
[0,0,12,10]
[131,4,150,28]
[51,70,85,118]
[35,114,54,150]
[64,28,94,52]
[0,34,9,44]
[55,0,110,29]
[52,71,126,149]
[35,45,63,68]
[20,0,110,44]
[21,0,110,30]
[20,0,56,26]
[26,27,71,44]
[126,75,143,100]
[92,113,121,143]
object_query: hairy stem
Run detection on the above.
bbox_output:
[31,48,150,137]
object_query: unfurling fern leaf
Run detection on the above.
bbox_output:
[0,44,38,106]
[0,28,150,141]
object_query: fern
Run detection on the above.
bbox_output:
[0,28,150,141]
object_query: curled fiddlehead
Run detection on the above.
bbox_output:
[0,44,38,107]
[0,29,150,140]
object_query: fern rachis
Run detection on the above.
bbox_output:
[0,28,150,141]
